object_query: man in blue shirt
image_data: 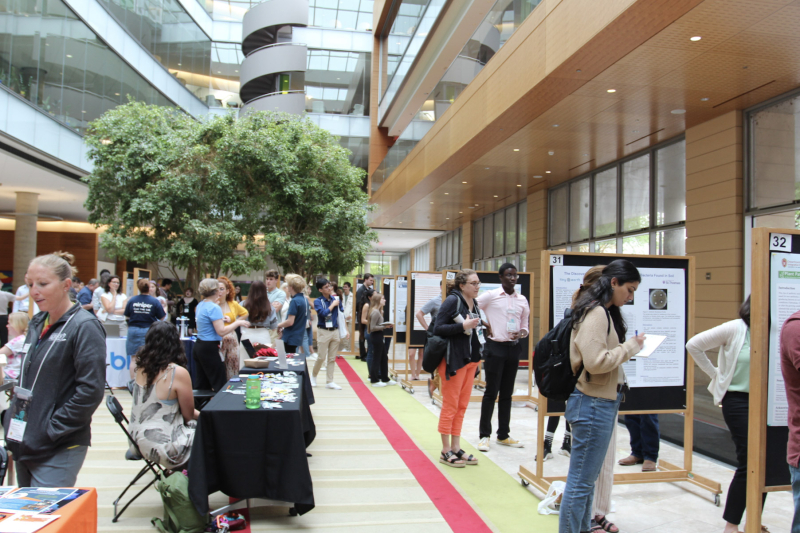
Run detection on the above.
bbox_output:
[312,278,345,390]
[77,279,98,311]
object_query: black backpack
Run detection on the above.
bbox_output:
[533,307,610,401]
[421,297,462,374]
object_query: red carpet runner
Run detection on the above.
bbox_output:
[336,357,493,533]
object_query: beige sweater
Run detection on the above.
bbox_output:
[368,309,385,333]
[569,306,640,400]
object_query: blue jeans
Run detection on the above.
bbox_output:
[624,414,660,462]
[299,327,312,355]
[126,326,149,362]
[365,333,374,371]
[791,463,800,533]
[559,389,621,533]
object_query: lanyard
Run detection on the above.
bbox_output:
[19,306,78,394]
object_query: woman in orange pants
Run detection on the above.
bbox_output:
[435,269,484,468]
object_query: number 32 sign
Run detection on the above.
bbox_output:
[771,234,792,252]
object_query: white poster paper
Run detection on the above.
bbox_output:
[386,278,395,325]
[413,273,442,331]
[395,277,408,333]
[551,265,687,388]
[767,252,800,426]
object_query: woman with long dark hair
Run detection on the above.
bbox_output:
[128,321,197,469]
[686,297,765,533]
[559,260,645,533]
[240,281,277,363]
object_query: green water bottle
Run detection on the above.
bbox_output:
[245,376,261,409]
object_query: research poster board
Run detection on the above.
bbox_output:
[395,276,407,344]
[407,271,444,347]
[382,277,394,338]
[749,228,794,499]
[446,269,534,364]
[543,253,692,413]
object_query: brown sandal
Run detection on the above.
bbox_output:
[593,515,619,533]
[439,451,465,468]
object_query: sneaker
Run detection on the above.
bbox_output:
[310,375,317,387]
[497,437,524,448]
[372,382,387,388]
[559,436,571,457]
[326,382,342,390]
[125,448,142,461]
[478,437,490,452]
[386,380,397,386]
[536,442,554,462]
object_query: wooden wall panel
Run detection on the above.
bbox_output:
[461,222,472,268]
[0,230,98,283]
[686,110,744,329]
[526,188,548,339]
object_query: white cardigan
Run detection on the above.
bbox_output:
[685,318,748,406]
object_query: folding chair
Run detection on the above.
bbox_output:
[105,395,164,522]
[104,364,114,396]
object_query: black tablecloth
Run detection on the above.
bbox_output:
[188,378,316,516]
[182,339,197,384]
[239,353,315,405]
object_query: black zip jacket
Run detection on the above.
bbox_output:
[434,290,482,377]
[6,304,106,462]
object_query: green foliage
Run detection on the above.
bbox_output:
[83,102,375,285]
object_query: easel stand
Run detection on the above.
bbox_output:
[519,251,721,504]
[747,228,796,533]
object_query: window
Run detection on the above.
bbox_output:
[474,219,483,259]
[549,186,568,245]
[505,204,517,254]
[656,142,686,225]
[518,203,527,252]
[435,227,461,270]
[548,138,685,257]
[570,177,590,241]
[594,168,617,237]
[622,154,650,231]
[493,211,504,257]
[483,216,493,258]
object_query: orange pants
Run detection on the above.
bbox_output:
[438,359,479,436]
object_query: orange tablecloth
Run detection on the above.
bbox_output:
[39,487,97,533]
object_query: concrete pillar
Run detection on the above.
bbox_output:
[13,192,38,291]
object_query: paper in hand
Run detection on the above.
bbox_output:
[634,334,667,358]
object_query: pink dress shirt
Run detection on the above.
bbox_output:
[476,287,530,343]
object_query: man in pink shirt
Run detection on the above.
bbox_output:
[780,309,800,533]
[476,263,530,452]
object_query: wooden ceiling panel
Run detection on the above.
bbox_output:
[372,0,800,232]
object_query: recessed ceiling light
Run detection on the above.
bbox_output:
[217,71,222,74]
[632,130,639,133]
[513,149,520,152]
[485,167,490,170]
[546,171,551,174]
[430,201,434,204]
[553,124,559,127]
[444,193,449,195]
[475,204,479,206]
[446,217,449,220]
[66,54,72,58]
[533,175,543,179]
[671,109,686,114]
[398,222,402,224]
[690,36,702,41]
[462,181,467,184]
[81,110,86,113]
[114,93,120,96]
[607,89,616,93]
[177,63,182,66]
[459,211,463,214]
[583,153,588,156]
[493,195,498,198]
[517,184,522,187]
[700,97,709,101]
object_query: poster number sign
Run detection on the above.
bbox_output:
[551,255,564,266]
[770,234,792,252]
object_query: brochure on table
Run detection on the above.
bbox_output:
[552,265,686,388]
[0,487,76,533]
[0,513,59,533]
[767,248,800,426]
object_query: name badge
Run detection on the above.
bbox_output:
[325,319,333,329]
[477,328,486,345]
[20,343,30,354]
[507,318,518,333]
[8,387,32,443]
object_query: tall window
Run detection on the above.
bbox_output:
[548,138,686,255]
[435,228,462,271]
[472,200,527,270]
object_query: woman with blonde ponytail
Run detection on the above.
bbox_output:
[5,252,106,487]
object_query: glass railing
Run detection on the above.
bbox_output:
[372,0,543,195]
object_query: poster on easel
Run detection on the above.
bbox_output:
[123,271,134,298]
[407,272,444,347]
[749,228,794,512]
[395,276,407,344]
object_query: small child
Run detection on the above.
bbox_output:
[0,312,29,379]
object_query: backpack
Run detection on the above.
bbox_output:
[533,307,610,401]
[151,472,209,533]
[421,297,461,374]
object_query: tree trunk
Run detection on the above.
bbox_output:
[186,264,199,292]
